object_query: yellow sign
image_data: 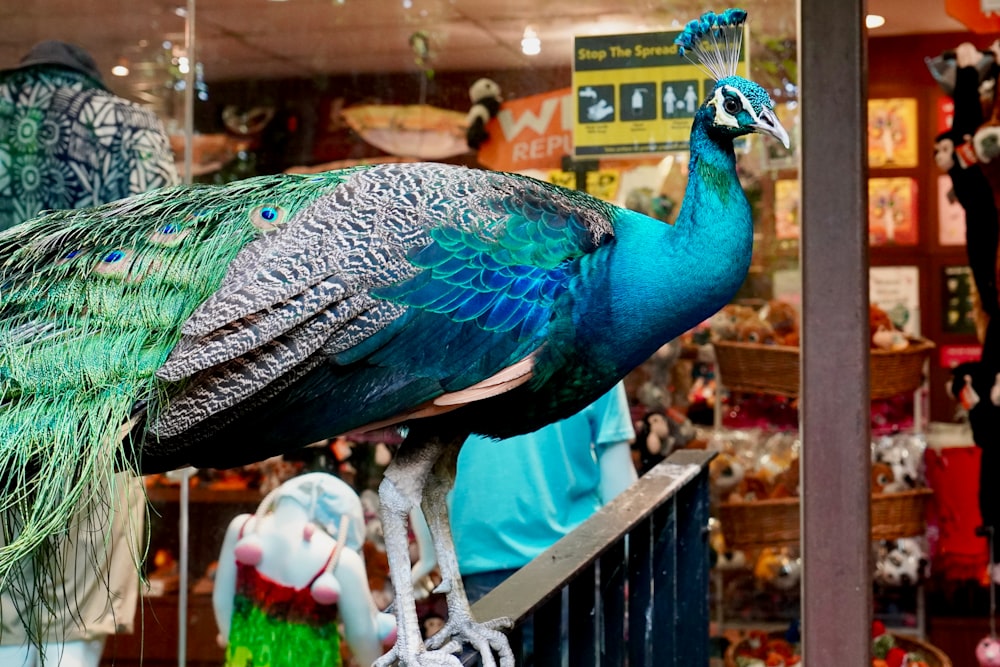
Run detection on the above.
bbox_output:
[547,169,621,201]
[573,30,748,156]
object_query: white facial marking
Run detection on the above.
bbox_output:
[709,85,761,129]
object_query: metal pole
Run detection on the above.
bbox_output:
[798,0,871,663]
[183,0,196,186]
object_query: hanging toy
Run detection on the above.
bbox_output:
[974,42,1000,164]
[409,31,434,80]
[978,525,1000,667]
[465,78,502,150]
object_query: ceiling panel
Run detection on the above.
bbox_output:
[0,0,981,105]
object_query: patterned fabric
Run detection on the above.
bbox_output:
[0,66,177,232]
[225,562,342,667]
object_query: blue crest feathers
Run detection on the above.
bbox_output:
[674,8,747,81]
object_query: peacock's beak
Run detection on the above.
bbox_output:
[753,107,791,149]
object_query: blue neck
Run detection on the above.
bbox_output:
[584,114,753,375]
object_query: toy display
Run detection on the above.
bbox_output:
[708,429,800,503]
[709,427,931,631]
[709,429,926,503]
[726,623,946,667]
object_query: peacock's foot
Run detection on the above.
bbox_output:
[425,616,515,667]
[374,639,465,667]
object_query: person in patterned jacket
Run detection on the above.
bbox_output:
[0,40,177,232]
[0,40,176,667]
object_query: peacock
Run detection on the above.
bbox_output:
[0,8,786,666]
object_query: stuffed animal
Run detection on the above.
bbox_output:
[871,462,896,493]
[635,339,682,410]
[761,300,800,346]
[869,304,909,350]
[874,538,926,587]
[768,457,800,498]
[634,407,696,474]
[709,304,759,341]
[465,78,502,150]
[977,636,1000,667]
[753,548,802,591]
[708,452,746,500]
[707,517,747,571]
[872,436,922,491]
[735,317,776,345]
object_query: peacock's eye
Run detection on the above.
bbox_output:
[723,96,741,115]
[250,204,287,231]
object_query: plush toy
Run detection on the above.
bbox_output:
[465,78,502,150]
[874,538,926,587]
[709,303,758,341]
[768,456,800,498]
[635,339,682,411]
[869,304,909,350]
[707,517,747,571]
[753,548,801,591]
[872,435,923,492]
[708,451,746,500]
[978,636,1000,667]
[735,317,776,345]
[761,300,800,346]
[634,407,696,474]
[871,462,896,493]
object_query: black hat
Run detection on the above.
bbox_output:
[5,40,106,88]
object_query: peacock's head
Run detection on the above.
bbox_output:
[675,8,790,150]
[704,76,790,149]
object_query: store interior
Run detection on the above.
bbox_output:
[3,1,1000,666]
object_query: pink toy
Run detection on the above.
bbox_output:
[978,525,999,667]
[978,636,1000,667]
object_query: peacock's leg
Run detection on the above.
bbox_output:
[374,434,463,667]
[420,444,514,667]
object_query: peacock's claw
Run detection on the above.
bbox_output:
[374,640,464,667]
[425,616,515,667]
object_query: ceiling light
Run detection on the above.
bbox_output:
[111,63,129,77]
[866,14,886,29]
[521,26,541,56]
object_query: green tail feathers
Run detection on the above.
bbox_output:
[0,169,360,612]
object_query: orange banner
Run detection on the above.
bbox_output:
[946,0,1000,33]
[476,88,573,172]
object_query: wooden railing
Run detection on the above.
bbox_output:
[462,449,714,666]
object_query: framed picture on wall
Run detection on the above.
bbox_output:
[870,266,920,335]
[868,177,919,246]
[868,98,919,168]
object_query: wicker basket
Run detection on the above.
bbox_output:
[712,338,935,400]
[718,488,934,550]
[723,631,951,667]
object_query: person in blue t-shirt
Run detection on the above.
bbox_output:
[449,382,637,604]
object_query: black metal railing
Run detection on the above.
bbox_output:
[463,449,714,666]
